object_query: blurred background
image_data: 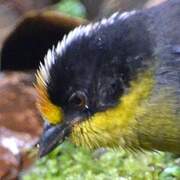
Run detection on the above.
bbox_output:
[0,0,179,179]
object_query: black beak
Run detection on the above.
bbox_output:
[39,122,70,158]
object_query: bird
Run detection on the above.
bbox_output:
[35,0,180,157]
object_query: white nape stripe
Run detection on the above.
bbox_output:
[38,10,137,84]
[118,11,136,21]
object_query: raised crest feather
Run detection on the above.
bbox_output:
[37,10,136,85]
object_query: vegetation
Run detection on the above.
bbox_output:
[55,0,86,18]
[24,141,180,180]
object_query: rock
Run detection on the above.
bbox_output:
[0,72,42,179]
[1,11,85,70]
[0,0,59,49]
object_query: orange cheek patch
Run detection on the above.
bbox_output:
[35,71,63,124]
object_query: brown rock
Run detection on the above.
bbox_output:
[0,147,19,180]
[0,72,42,135]
[0,0,59,49]
[0,72,42,179]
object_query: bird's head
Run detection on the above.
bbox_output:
[35,11,154,157]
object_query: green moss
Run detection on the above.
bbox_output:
[23,141,180,180]
[55,0,86,18]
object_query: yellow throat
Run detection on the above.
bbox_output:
[70,70,180,153]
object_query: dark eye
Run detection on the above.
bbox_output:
[68,91,87,109]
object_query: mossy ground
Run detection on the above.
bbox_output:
[23,141,180,180]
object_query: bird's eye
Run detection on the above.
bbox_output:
[68,91,87,109]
